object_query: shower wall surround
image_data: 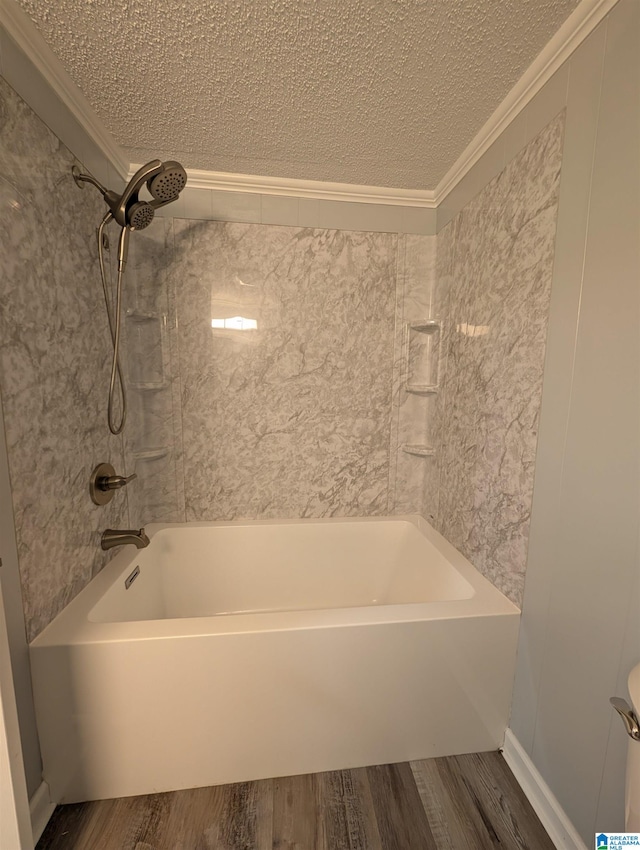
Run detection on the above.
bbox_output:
[127,223,432,522]
[127,118,563,599]
[175,223,398,519]
[0,64,563,646]
[429,113,565,606]
[0,78,130,641]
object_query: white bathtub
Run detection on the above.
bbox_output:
[30,515,520,803]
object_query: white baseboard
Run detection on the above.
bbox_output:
[502,729,588,850]
[29,781,55,846]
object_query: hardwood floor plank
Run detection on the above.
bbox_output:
[128,793,175,850]
[451,752,556,850]
[37,752,557,850]
[46,797,154,850]
[273,772,322,850]
[150,785,225,850]
[36,802,93,850]
[366,763,437,850]
[199,779,273,850]
[315,768,383,850]
[411,757,493,850]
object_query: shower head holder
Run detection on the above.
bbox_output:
[72,159,188,232]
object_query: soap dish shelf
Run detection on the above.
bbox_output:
[402,444,436,457]
[405,383,438,395]
[409,320,440,333]
[404,319,441,392]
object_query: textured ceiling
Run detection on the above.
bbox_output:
[18,0,580,190]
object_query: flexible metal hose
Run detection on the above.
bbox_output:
[97,214,127,435]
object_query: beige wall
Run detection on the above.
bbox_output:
[508,0,639,840]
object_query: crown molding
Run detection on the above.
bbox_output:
[3,0,619,210]
[433,0,620,204]
[1,0,129,180]
[128,166,438,208]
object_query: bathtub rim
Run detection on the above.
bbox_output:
[30,514,519,647]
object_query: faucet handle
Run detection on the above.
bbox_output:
[90,463,137,505]
[103,472,137,490]
[610,697,640,740]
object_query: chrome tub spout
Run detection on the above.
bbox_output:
[101,528,150,550]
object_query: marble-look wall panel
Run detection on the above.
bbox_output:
[0,77,130,640]
[429,114,565,606]
[172,221,397,521]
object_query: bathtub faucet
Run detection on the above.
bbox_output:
[101,528,150,550]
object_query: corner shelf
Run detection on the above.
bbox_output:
[404,319,441,393]
[405,383,438,395]
[401,319,441,456]
[408,320,440,333]
[402,444,436,457]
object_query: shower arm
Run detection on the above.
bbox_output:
[71,166,108,196]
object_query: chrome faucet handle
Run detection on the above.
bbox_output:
[90,463,137,505]
[102,472,137,490]
[610,697,640,741]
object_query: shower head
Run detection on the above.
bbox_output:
[73,159,187,232]
[147,161,187,204]
[127,201,156,230]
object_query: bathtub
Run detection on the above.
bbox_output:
[30,515,520,803]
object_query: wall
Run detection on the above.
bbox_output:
[0,77,131,643]
[428,114,564,607]
[125,221,436,524]
[509,0,640,841]
[0,76,134,792]
[1,2,636,841]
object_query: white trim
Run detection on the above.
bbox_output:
[131,166,438,208]
[502,729,588,850]
[0,0,621,207]
[433,0,619,203]
[132,0,618,208]
[2,0,129,180]
[29,780,55,846]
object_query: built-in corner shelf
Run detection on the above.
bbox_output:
[404,319,441,394]
[132,447,170,462]
[409,320,440,333]
[401,319,441,456]
[402,444,436,457]
[405,383,439,394]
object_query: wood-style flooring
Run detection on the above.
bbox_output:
[37,751,555,850]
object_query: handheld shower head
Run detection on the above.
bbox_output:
[104,160,162,230]
[104,159,187,231]
[73,159,187,230]
[73,156,187,437]
[147,161,187,204]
